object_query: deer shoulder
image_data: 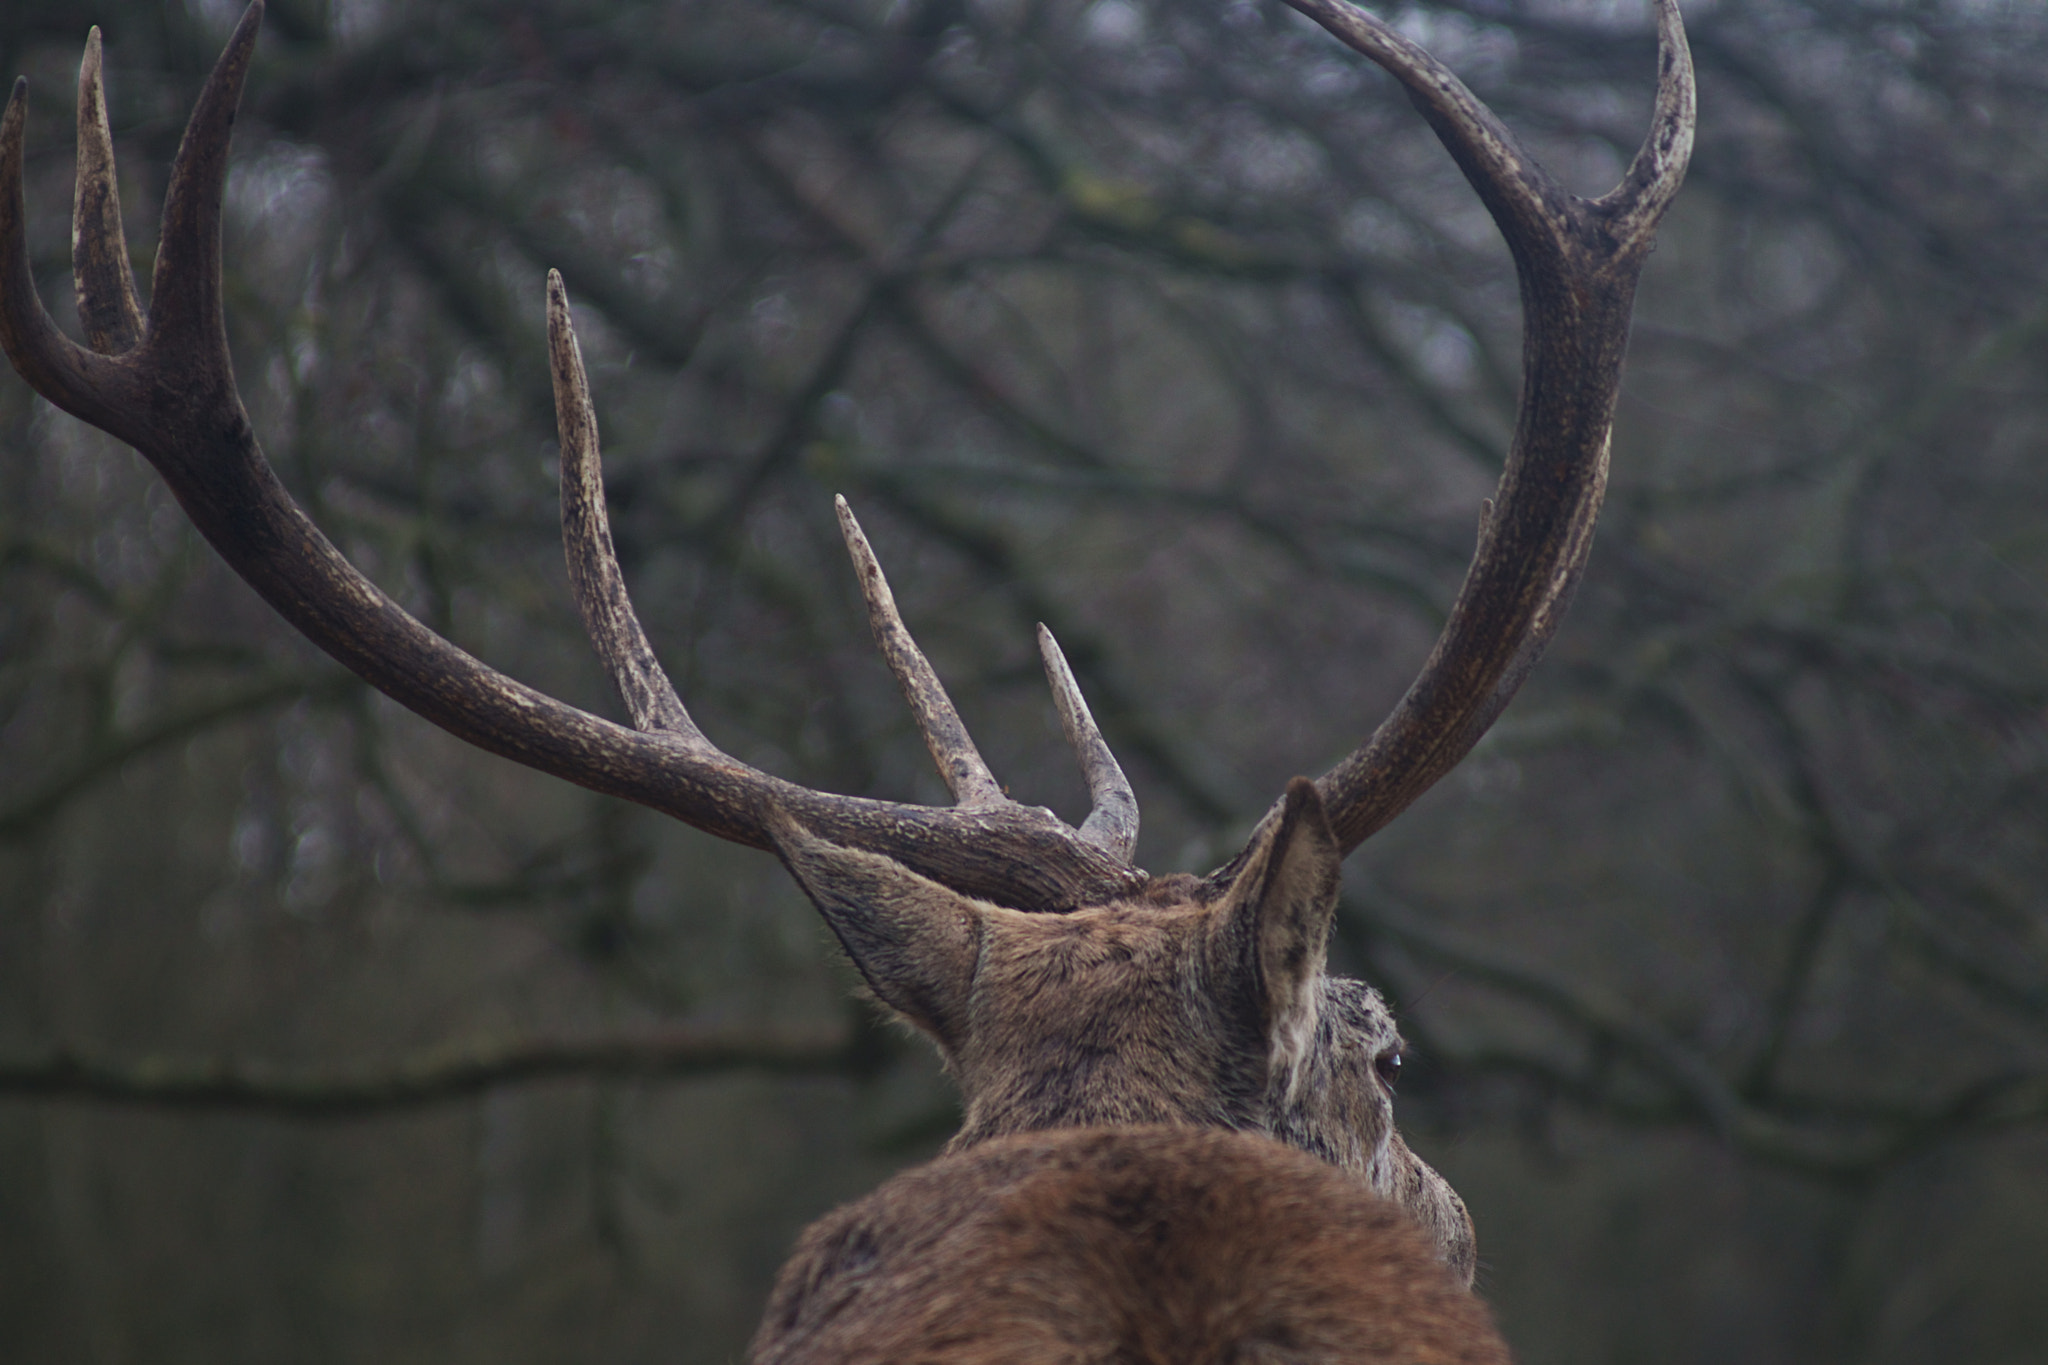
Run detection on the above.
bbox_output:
[756,1127,1504,1365]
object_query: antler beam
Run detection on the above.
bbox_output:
[1275,0,1695,857]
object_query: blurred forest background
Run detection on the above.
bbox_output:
[3,0,2046,1361]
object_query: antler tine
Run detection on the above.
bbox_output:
[1255,0,1695,859]
[1600,0,1698,240]
[1037,624,1139,861]
[0,81,127,430]
[1280,0,1572,272]
[142,0,261,376]
[835,497,1007,808]
[549,271,703,742]
[73,28,143,355]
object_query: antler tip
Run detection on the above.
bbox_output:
[81,30,104,100]
[229,0,265,49]
[3,80,25,172]
[1654,0,1692,73]
[835,495,866,546]
[1035,623,1066,674]
[207,1,264,72]
[546,268,571,324]
[834,499,886,593]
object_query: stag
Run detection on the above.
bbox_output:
[0,1,1692,1359]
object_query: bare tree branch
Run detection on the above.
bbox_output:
[0,1022,865,1118]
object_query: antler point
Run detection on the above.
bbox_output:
[836,496,867,544]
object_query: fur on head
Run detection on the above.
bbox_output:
[769,778,1475,1285]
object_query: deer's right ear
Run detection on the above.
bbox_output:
[1210,779,1342,1092]
[767,810,986,1046]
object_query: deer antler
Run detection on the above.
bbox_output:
[0,1,1144,913]
[1,0,1692,908]
[1263,0,1696,860]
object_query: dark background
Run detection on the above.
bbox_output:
[3,1,2045,1361]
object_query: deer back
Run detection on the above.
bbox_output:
[753,1126,1507,1365]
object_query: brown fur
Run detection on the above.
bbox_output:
[757,781,1495,1360]
[752,1127,1506,1365]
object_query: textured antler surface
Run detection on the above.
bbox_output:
[70,29,143,355]
[551,269,703,742]
[835,497,1008,808]
[1267,0,1696,859]
[1038,624,1139,860]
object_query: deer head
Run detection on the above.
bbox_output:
[0,0,1693,1296]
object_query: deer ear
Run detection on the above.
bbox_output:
[767,810,986,1047]
[1211,778,1342,1090]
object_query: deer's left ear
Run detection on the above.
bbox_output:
[1210,778,1342,1090]
[768,809,987,1048]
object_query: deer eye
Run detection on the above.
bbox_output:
[1374,1050,1403,1091]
